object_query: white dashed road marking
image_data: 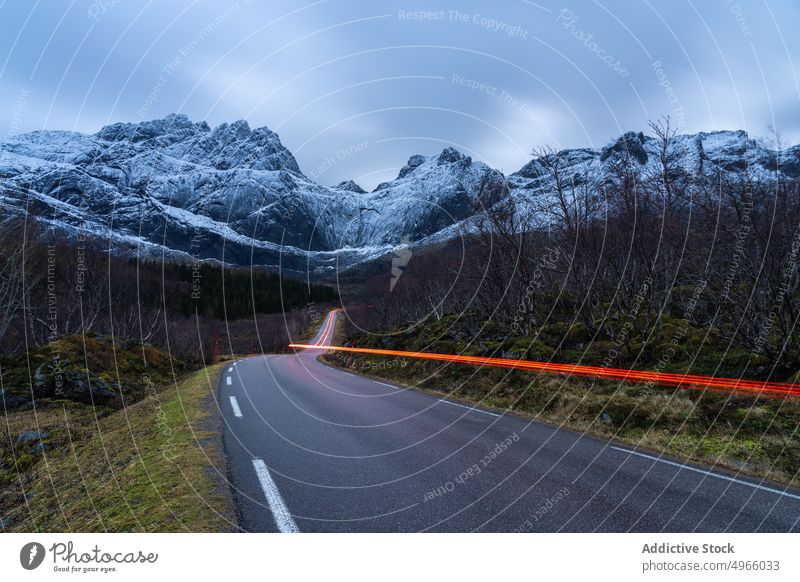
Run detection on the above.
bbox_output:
[229,396,243,418]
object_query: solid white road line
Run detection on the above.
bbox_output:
[251,459,300,533]
[226,376,232,386]
[438,398,501,417]
[610,446,800,501]
[375,380,400,390]
[229,396,243,418]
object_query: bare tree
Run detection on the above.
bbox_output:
[0,219,31,346]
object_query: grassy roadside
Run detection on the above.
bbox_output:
[323,321,800,489]
[1,364,235,532]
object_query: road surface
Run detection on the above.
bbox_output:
[220,310,800,532]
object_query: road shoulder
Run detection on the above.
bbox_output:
[1,364,236,532]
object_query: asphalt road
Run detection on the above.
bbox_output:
[220,310,800,532]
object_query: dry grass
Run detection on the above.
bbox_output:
[1,365,234,532]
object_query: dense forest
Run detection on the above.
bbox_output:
[0,223,338,364]
[170,262,337,319]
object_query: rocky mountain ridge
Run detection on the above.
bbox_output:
[1,114,796,274]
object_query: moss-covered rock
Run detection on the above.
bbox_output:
[0,335,182,410]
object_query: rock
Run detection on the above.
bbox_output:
[15,431,49,445]
[65,374,117,404]
[33,364,47,386]
[436,147,465,165]
[333,180,366,193]
[31,361,119,404]
[601,131,649,165]
[0,389,30,409]
[397,154,427,178]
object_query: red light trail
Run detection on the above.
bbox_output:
[309,309,338,347]
[289,340,800,399]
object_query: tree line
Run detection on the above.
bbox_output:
[350,120,800,378]
[0,222,338,363]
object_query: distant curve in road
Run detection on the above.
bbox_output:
[220,310,800,532]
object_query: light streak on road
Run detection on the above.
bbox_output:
[289,341,800,399]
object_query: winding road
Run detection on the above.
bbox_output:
[220,310,800,532]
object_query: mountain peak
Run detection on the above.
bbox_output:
[333,180,366,193]
[94,114,301,173]
[395,147,471,180]
[95,113,209,142]
[437,146,467,165]
[600,131,649,164]
[212,118,252,140]
[397,154,427,179]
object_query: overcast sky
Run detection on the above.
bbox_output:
[1,0,798,189]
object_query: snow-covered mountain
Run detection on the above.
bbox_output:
[1,115,797,275]
[510,129,798,188]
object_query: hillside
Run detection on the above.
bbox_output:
[0,334,234,532]
[2,115,797,275]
